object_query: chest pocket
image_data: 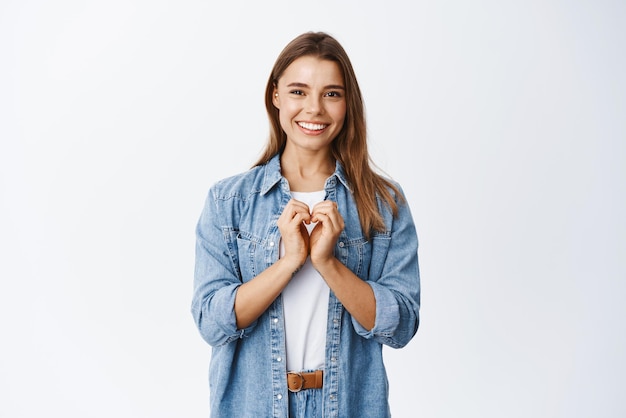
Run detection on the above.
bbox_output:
[335,232,370,279]
[367,230,391,282]
[235,230,272,282]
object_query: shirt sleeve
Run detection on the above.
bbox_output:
[351,187,421,348]
[191,187,258,347]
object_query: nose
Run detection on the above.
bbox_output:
[306,95,323,115]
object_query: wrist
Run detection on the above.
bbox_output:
[311,255,338,276]
[277,256,306,276]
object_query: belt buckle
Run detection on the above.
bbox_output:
[287,371,305,393]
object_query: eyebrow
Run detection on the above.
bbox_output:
[286,82,345,90]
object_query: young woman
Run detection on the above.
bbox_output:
[192,32,420,418]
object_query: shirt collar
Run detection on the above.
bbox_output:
[260,154,283,195]
[260,154,351,195]
[330,159,351,191]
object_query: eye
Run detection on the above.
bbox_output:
[325,91,342,98]
[289,90,304,95]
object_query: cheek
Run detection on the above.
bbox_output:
[277,108,294,133]
[333,103,347,124]
[278,101,300,123]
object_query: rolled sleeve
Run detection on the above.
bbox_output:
[351,281,400,337]
[352,188,421,348]
[191,189,258,347]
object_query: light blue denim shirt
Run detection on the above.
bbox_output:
[192,154,420,417]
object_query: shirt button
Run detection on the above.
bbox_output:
[276,356,282,362]
[273,318,279,323]
[329,394,336,400]
[338,241,344,248]
[331,357,336,362]
[269,241,275,247]
[277,394,282,400]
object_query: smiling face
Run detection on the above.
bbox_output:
[272,56,347,155]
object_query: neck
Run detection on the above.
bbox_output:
[280,147,334,192]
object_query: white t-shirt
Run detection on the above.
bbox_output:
[281,190,329,372]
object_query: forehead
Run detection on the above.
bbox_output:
[278,56,344,86]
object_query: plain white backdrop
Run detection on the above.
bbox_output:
[1,1,624,417]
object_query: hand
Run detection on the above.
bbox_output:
[276,199,311,271]
[309,201,344,268]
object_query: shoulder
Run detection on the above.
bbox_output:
[384,177,404,197]
[372,176,413,232]
[376,176,407,207]
[209,165,266,202]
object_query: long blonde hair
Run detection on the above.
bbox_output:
[255,32,401,239]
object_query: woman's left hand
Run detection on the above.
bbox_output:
[309,201,376,331]
[309,201,345,268]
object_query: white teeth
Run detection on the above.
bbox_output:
[298,122,327,131]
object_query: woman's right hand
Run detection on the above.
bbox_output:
[276,199,311,272]
[232,199,312,329]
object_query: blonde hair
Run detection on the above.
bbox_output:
[255,32,402,239]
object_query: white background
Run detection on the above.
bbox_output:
[1,1,624,417]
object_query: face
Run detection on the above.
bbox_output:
[272,56,347,154]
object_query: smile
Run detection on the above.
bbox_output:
[297,122,328,131]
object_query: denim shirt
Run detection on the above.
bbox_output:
[192,154,420,418]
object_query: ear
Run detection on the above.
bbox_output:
[272,86,280,109]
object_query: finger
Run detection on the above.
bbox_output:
[311,201,337,212]
[311,204,342,227]
[281,200,311,221]
[287,200,312,215]
[310,212,338,233]
[292,211,312,225]
[312,202,338,217]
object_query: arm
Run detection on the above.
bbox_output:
[233,258,299,329]
[310,193,420,347]
[192,193,313,345]
[309,201,377,330]
[357,192,421,348]
[233,199,312,328]
[313,257,377,330]
[191,188,246,347]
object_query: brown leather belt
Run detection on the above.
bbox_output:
[287,370,323,392]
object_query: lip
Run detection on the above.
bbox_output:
[296,121,329,135]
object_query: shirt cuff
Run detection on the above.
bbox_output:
[351,281,399,338]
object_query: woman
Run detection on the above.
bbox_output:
[192,32,420,418]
